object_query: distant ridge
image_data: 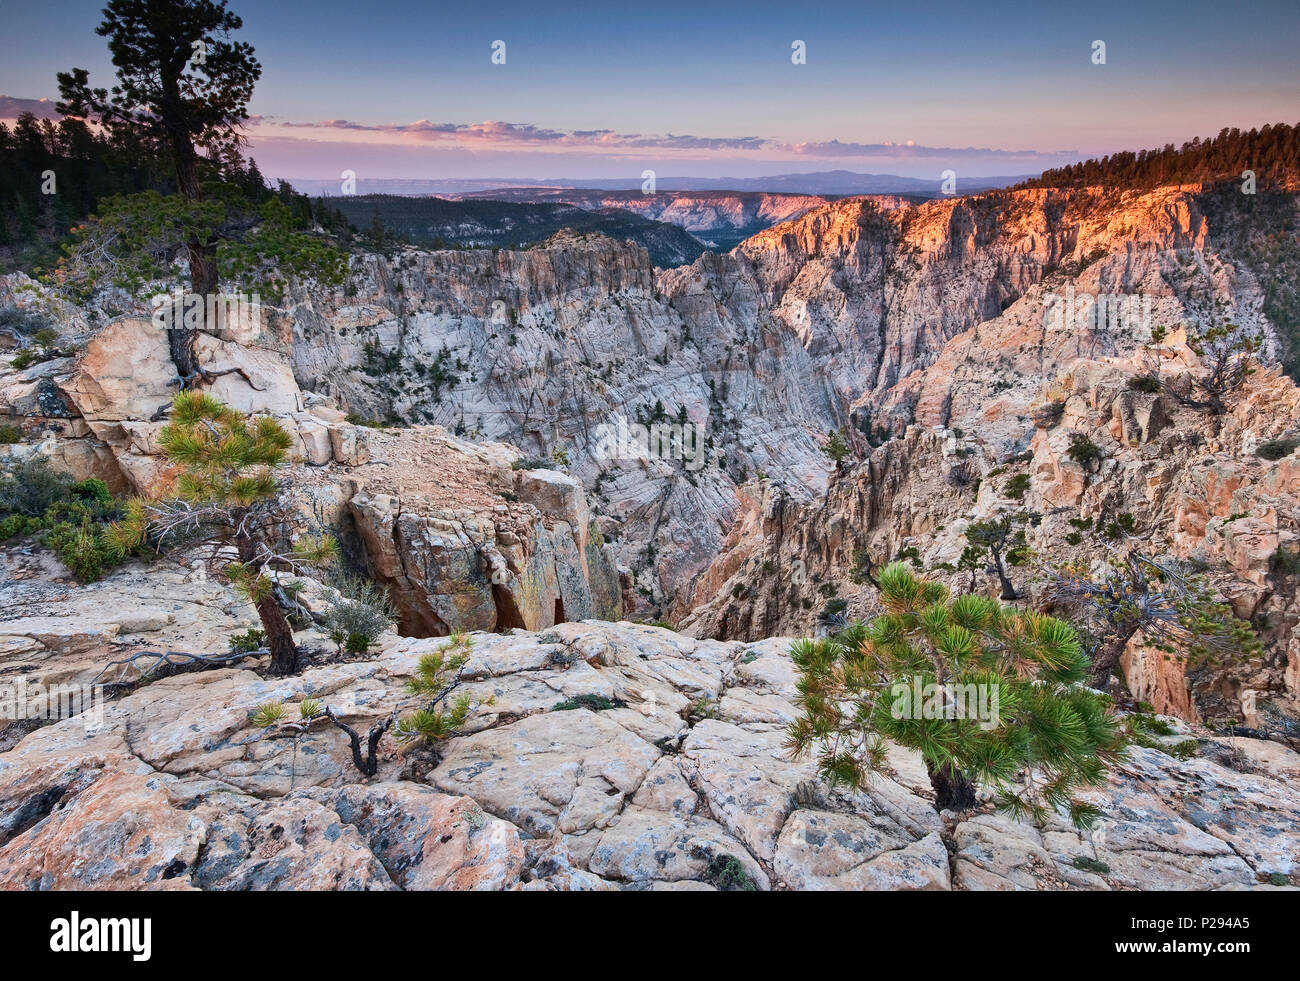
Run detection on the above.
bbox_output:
[326,193,708,267]
[285,171,1036,199]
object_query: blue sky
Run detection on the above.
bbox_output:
[1,0,1297,181]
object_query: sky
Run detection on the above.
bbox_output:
[1,0,1297,183]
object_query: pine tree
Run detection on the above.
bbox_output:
[823,428,850,469]
[106,392,336,675]
[58,0,263,383]
[1043,552,1261,690]
[1162,320,1262,414]
[787,562,1130,823]
[253,630,483,777]
[956,544,983,593]
[965,514,1026,600]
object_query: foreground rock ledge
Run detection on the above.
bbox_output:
[1,621,1297,891]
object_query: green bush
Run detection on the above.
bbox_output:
[321,570,396,656]
[823,428,850,465]
[43,517,117,581]
[1067,433,1102,466]
[1272,546,1300,576]
[1102,513,1137,540]
[1256,438,1298,461]
[1004,473,1031,500]
[0,424,21,444]
[1072,856,1111,875]
[0,460,131,583]
[705,854,757,891]
[228,628,268,654]
[894,545,923,568]
[511,456,551,471]
[553,693,627,712]
[0,514,41,538]
[788,563,1131,823]
[1126,375,1162,393]
[818,597,848,624]
[0,305,54,336]
[0,457,75,517]
[1030,400,1065,428]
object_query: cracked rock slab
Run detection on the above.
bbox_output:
[775,809,949,890]
[430,708,659,836]
[588,805,769,889]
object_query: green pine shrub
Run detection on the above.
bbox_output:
[0,460,133,582]
[787,562,1132,824]
[1067,433,1102,466]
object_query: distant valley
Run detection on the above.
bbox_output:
[450,188,834,250]
[326,193,709,266]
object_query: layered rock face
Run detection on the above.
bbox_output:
[336,429,622,636]
[282,186,1290,620]
[1,619,1295,890]
[679,348,1300,728]
[614,191,829,246]
[284,231,841,611]
[0,310,622,651]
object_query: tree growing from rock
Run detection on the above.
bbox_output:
[965,514,1027,600]
[1043,552,1261,690]
[253,631,481,776]
[787,563,1130,821]
[1157,321,1262,415]
[106,391,336,674]
[956,544,984,594]
[58,0,261,383]
[823,428,850,470]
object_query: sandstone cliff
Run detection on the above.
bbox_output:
[678,345,1300,730]
[275,185,1291,624]
[2,177,1300,891]
[0,307,623,652]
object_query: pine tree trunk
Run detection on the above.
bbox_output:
[926,760,977,812]
[170,133,217,386]
[236,533,298,676]
[256,591,298,677]
[991,549,1019,601]
[1088,622,1139,690]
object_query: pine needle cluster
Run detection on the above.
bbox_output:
[396,632,478,745]
[787,562,1131,826]
[105,391,337,675]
